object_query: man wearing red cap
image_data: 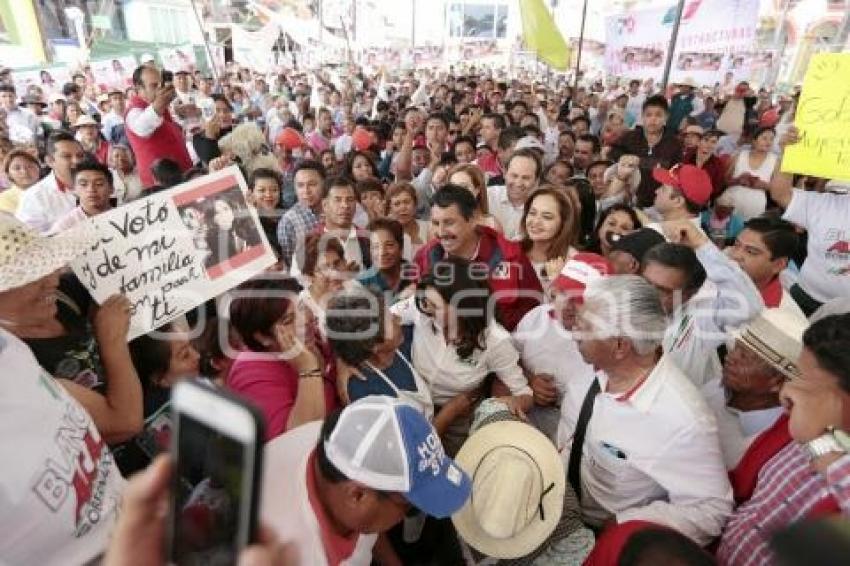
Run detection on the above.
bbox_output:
[275,127,306,209]
[646,164,713,238]
[513,253,611,441]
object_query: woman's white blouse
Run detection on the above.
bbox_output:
[391,296,531,405]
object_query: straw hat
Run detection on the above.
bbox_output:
[72,115,99,129]
[452,407,565,559]
[733,307,808,379]
[0,214,94,294]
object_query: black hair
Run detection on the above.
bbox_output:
[131,65,153,87]
[344,151,380,180]
[576,133,601,154]
[511,100,529,112]
[482,112,506,130]
[803,313,850,394]
[323,175,356,199]
[249,167,283,190]
[752,126,776,142]
[426,112,449,129]
[72,159,113,187]
[643,94,670,114]
[369,217,404,247]
[46,130,79,157]
[559,130,577,143]
[325,291,386,367]
[619,526,714,566]
[565,177,597,244]
[431,183,477,220]
[742,215,798,260]
[210,93,232,111]
[129,322,176,391]
[586,203,642,253]
[150,158,184,189]
[642,243,707,295]
[523,123,542,137]
[61,82,80,97]
[587,159,613,175]
[355,178,384,198]
[417,257,490,360]
[316,409,348,483]
[570,115,590,129]
[0,84,14,94]
[293,159,326,181]
[229,277,302,352]
[498,126,526,151]
[453,135,476,151]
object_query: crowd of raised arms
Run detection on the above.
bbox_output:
[1,58,849,566]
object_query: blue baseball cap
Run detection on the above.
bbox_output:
[324,396,471,518]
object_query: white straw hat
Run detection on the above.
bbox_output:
[733,307,808,379]
[0,213,94,293]
[452,419,565,559]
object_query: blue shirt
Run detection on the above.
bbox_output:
[348,326,417,402]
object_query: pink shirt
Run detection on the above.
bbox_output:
[226,351,339,442]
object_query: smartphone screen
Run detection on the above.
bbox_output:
[170,410,257,565]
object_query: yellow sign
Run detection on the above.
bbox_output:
[782,53,850,181]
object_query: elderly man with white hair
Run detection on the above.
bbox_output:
[558,275,732,545]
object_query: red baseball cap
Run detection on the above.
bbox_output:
[275,127,304,150]
[652,164,712,206]
[351,126,373,151]
[550,252,613,302]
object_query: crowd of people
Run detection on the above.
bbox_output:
[1,56,850,566]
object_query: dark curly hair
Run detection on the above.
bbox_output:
[324,290,386,367]
[803,313,850,394]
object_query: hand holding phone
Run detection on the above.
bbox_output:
[168,382,265,565]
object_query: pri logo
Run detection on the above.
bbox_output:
[417,432,446,476]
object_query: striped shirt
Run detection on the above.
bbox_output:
[717,442,850,565]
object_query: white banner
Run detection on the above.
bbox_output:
[72,167,276,339]
[232,22,280,72]
[605,0,760,85]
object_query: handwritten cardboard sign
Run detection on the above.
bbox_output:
[72,167,276,339]
[782,53,850,181]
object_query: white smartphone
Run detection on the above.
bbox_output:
[167,380,264,565]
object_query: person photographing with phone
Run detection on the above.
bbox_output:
[124,65,193,189]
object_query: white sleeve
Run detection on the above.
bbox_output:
[781,188,815,229]
[691,242,764,344]
[15,190,49,234]
[390,295,420,326]
[486,324,532,397]
[616,424,733,545]
[126,105,164,138]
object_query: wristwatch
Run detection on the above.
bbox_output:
[804,427,850,460]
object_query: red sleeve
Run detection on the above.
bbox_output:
[412,244,432,283]
[583,520,668,566]
[500,254,543,332]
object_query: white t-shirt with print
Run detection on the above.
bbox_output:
[783,189,850,303]
[0,328,124,565]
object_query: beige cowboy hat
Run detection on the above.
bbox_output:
[676,76,699,89]
[452,415,565,559]
[0,213,94,293]
[71,115,99,129]
[733,307,808,379]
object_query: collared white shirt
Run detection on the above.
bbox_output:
[557,354,732,545]
[391,296,531,406]
[486,185,525,241]
[15,172,76,234]
[261,421,377,566]
[702,380,784,469]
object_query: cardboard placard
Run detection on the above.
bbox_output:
[72,167,276,339]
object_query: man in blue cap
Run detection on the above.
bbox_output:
[261,396,471,566]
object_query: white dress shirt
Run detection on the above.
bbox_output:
[3,107,40,143]
[15,172,76,234]
[703,380,784,469]
[557,354,733,545]
[486,185,525,241]
[391,296,531,406]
